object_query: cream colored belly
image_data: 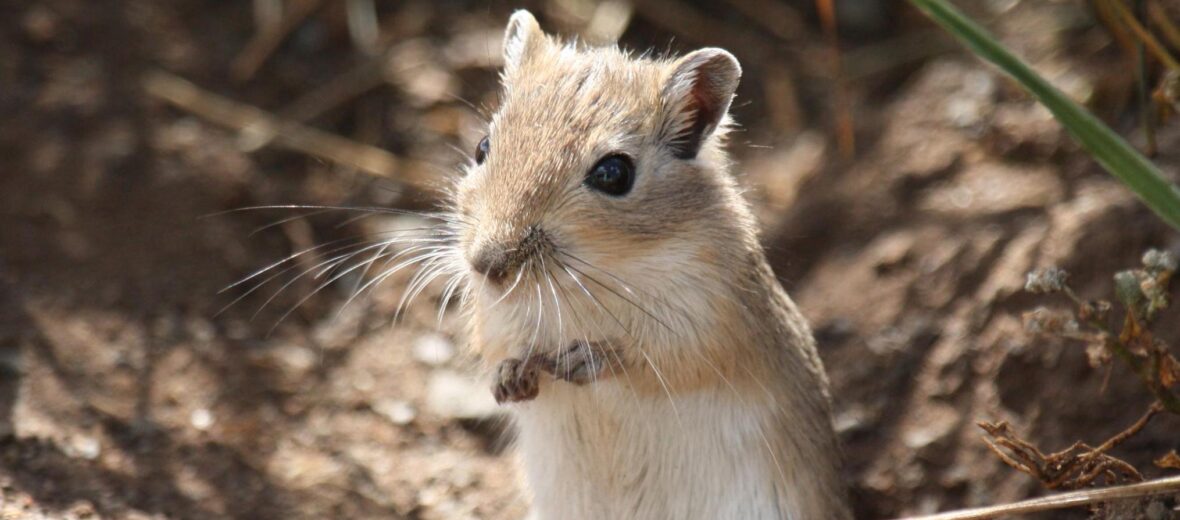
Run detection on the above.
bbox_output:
[513,381,802,520]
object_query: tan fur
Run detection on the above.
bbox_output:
[453,11,851,519]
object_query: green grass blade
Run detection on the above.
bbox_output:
[909,0,1180,232]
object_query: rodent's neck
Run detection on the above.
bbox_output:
[625,248,823,395]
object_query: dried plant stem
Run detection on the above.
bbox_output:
[895,474,1180,520]
[978,403,1159,491]
[1149,1,1180,49]
[1135,0,1157,156]
[237,54,388,152]
[815,0,855,158]
[1062,288,1180,415]
[1095,402,1163,454]
[719,0,805,42]
[142,70,427,186]
[631,0,776,63]
[1108,337,1180,414]
[232,0,325,81]
[1105,0,1180,71]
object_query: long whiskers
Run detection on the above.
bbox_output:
[395,249,460,321]
[523,259,546,364]
[216,238,383,316]
[550,255,680,423]
[252,239,401,321]
[552,259,636,403]
[558,257,673,333]
[345,246,451,313]
[267,241,431,334]
[248,208,336,236]
[204,204,470,224]
[538,254,566,374]
[559,250,708,339]
[218,203,466,333]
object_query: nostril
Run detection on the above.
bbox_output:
[470,247,510,284]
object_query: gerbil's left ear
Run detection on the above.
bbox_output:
[503,10,545,76]
[659,48,742,160]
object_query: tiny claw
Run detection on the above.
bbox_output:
[492,357,541,404]
[544,340,613,386]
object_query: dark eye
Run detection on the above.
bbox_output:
[585,154,635,196]
[475,136,490,165]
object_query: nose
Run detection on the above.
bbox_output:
[469,246,512,285]
[469,225,545,285]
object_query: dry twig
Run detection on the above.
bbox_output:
[894,474,1180,520]
[815,0,855,158]
[631,0,777,64]
[978,403,1162,491]
[237,53,389,152]
[1104,0,1180,71]
[232,0,326,82]
[1149,0,1180,49]
[720,0,805,43]
[143,70,427,186]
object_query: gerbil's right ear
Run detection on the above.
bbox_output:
[502,10,545,76]
[658,49,742,160]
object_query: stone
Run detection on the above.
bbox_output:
[412,333,456,367]
[425,370,500,420]
[374,399,416,426]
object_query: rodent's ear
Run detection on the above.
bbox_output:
[503,10,545,75]
[659,48,742,160]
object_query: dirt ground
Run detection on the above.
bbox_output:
[2,0,1179,518]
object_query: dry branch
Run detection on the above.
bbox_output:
[143,70,425,186]
[237,54,388,152]
[978,403,1162,490]
[232,0,326,81]
[720,0,805,42]
[631,0,777,64]
[895,474,1180,520]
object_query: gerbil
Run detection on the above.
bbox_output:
[449,11,851,519]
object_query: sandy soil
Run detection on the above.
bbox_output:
[1,1,1179,518]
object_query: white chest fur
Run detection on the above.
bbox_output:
[513,380,806,520]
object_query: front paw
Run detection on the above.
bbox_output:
[546,341,613,386]
[492,357,541,404]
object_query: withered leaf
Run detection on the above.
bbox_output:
[1085,340,1111,368]
[1120,312,1147,355]
[1161,353,1180,389]
[1155,450,1180,470]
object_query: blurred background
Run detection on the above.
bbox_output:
[2,0,1180,518]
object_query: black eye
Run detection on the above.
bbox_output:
[475,136,490,165]
[585,154,635,196]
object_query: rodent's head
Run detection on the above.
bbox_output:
[452,11,755,355]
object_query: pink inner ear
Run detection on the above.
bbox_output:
[670,70,723,160]
[660,49,740,159]
[690,71,723,134]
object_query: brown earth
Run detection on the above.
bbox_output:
[1,0,1179,519]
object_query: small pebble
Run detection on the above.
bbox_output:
[425,370,500,420]
[412,333,456,366]
[72,436,101,461]
[276,345,316,372]
[22,6,58,42]
[186,317,216,342]
[352,370,376,392]
[374,399,416,425]
[190,408,214,431]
